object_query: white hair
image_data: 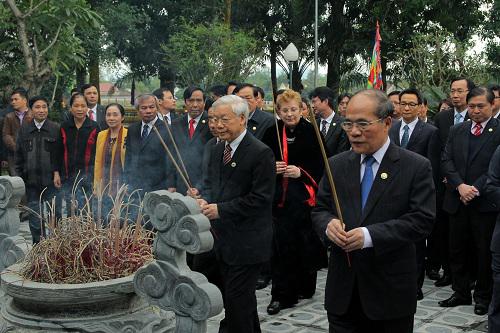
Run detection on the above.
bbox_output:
[212,95,249,119]
[134,93,158,110]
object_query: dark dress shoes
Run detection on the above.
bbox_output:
[267,301,294,315]
[417,289,424,301]
[426,269,441,281]
[439,295,472,307]
[434,275,451,287]
[474,303,488,316]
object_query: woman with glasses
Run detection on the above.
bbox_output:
[262,89,327,315]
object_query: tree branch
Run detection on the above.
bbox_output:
[39,23,62,57]
[23,0,49,18]
[5,0,23,18]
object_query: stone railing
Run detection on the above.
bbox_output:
[0,176,30,273]
[134,190,223,333]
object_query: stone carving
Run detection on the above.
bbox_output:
[135,191,223,333]
[0,176,28,273]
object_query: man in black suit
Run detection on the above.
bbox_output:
[439,87,500,315]
[490,84,500,119]
[82,83,107,130]
[153,87,178,125]
[310,86,350,157]
[171,86,213,195]
[388,90,401,121]
[486,146,500,331]
[389,88,440,300]
[123,93,174,195]
[312,89,435,333]
[431,78,476,287]
[198,94,275,333]
[234,83,274,141]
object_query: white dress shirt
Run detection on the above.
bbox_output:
[226,129,247,158]
[320,111,336,134]
[187,113,204,130]
[454,108,468,124]
[34,119,46,130]
[399,117,419,144]
[141,116,158,137]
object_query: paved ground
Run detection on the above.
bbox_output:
[14,221,489,332]
[207,270,489,333]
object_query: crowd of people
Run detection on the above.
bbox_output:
[0,78,499,333]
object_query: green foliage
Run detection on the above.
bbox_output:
[162,22,263,89]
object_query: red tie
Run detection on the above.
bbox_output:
[189,119,196,139]
[473,123,482,136]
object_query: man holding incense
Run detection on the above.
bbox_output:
[312,89,435,333]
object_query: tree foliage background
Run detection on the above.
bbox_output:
[0,0,498,110]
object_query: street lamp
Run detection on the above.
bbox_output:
[283,42,299,90]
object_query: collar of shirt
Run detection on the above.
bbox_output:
[454,108,468,119]
[471,117,491,134]
[226,129,247,157]
[34,119,46,130]
[88,105,97,117]
[360,137,391,181]
[321,111,335,124]
[187,113,203,127]
[400,117,419,138]
[142,116,158,130]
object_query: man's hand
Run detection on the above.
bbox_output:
[187,187,201,199]
[53,171,61,189]
[284,165,301,178]
[326,219,348,248]
[197,198,208,207]
[344,228,365,252]
[167,187,176,193]
[276,161,287,175]
[201,203,219,220]
[458,183,478,202]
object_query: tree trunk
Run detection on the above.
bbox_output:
[88,55,100,103]
[270,40,278,100]
[159,67,176,93]
[224,0,231,27]
[130,78,136,105]
[326,51,341,100]
[292,62,302,92]
[76,66,87,89]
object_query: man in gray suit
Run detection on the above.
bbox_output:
[312,89,435,332]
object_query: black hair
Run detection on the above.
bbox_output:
[437,98,453,111]
[69,93,87,107]
[152,87,173,101]
[209,85,227,97]
[205,97,214,111]
[105,103,125,117]
[70,88,79,95]
[399,88,423,104]
[489,84,500,94]
[337,93,351,104]
[183,86,205,101]
[80,83,98,93]
[466,86,495,104]
[10,87,28,100]
[233,83,258,97]
[450,78,475,91]
[255,86,265,99]
[309,86,335,109]
[29,96,48,109]
[423,97,428,106]
[387,90,401,98]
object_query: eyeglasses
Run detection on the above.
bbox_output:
[468,103,488,110]
[450,89,468,95]
[399,102,419,109]
[341,118,384,131]
[209,117,235,125]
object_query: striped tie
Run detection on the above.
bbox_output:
[223,144,232,165]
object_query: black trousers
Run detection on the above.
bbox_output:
[26,185,60,244]
[416,240,426,289]
[449,204,496,304]
[328,282,414,333]
[192,249,224,293]
[219,261,262,333]
[427,187,450,274]
[489,219,500,333]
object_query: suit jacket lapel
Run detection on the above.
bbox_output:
[390,121,402,146]
[468,118,498,163]
[344,152,362,228]
[361,144,400,223]
[407,120,423,149]
[325,114,342,141]
[140,121,159,151]
[212,142,224,201]
[218,133,251,196]
[459,122,470,168]
[191,112,208,142]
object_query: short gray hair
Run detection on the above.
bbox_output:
[212,95,249,119]
[134,93,158,110]
[352,89,394,118]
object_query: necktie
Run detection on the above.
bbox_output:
[223,144,232,165]
[473,123,482,136]
[89,110,94,121]
[361,156,376,210]
[400,124,410,148]
[189,119,196,139]
[141,124,149,140]
[321,120,328,137]
[454,113,462,125]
